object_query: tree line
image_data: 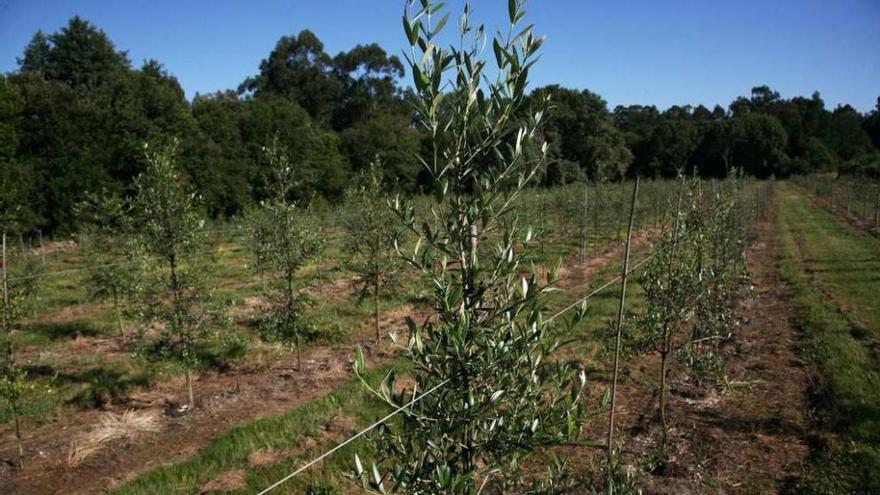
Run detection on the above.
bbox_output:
[1,16,879,234]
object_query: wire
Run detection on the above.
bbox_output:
[254,378,452,495]
[546,240,667,323]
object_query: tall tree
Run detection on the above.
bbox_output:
[332,43,406,129]
[239,30,341,123]
[534,85,632,180]
[727,113,790,177]
[20,16,130,90]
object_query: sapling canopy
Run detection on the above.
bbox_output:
[351,1,588,492]
[75,191,141,339]
[342,160,400,342]
[248,139,323,370]
[130,140,218,409]
[0,235,50,469]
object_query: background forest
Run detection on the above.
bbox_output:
[1,17,879,234]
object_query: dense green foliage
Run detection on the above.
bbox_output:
[2,17,878,235]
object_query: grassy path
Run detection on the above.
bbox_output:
[775,183,880,493]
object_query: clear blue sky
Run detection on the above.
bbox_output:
[1,0,878,112]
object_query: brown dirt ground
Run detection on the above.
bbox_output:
[0,230,655,495]
[563,215,812,493]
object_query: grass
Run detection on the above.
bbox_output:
[775,183,880,493]
[113,363,397,494]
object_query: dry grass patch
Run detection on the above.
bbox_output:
[199,469,247,493]
[66,409,161,467]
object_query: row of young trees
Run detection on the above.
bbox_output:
[799,175,880,233]
[631,176,755,450]
[2,12,879,236]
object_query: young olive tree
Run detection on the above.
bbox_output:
[682,180,748,387]
[248,141,323,370]
[352,1,587,492]
[635,179,700,447]
[342,160,400,342]
[0,216,47,469]
[76,191,141,339]
[131,140,215,409]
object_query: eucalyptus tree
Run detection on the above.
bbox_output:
[342,160,399,342]
[352,1,587,492]
[130,140,216,409]
[248,140,323,370]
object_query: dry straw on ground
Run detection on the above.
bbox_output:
[66,409,161,467]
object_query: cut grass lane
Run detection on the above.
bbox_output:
[778,184,880,333]
[775,182,880,493]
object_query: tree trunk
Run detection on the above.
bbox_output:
[169,252,193,408]
[113,288,125,339]
[581,182,589,263]
[874,185,880,229]
[373,277,380,343]
[13,404,24,469]
[185,368,194,408]
[286,267,301,371]
[296,334,302,371]
[659,346,669,448]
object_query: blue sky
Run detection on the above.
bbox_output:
[1,0,878,112]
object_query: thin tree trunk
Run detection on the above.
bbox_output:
[581,181,589,263]
[2,233,24,469]
[874,185,880,229]
[658,178,686,447]
[113,288,125,339]
[616,186,624,242]
[38,230,45,265]
[169,252,194,408]
[2,232,8,335]
[606,178,639,480]
[659,348,669,447]
[13,403,23,469]
[373,276,380,343]
[286,267,301,371]
[185,368,194,408]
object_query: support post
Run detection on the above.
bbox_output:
[606,177,640,485]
